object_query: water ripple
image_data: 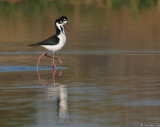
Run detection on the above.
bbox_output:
[1,50,160,55]
[0,66,66,72]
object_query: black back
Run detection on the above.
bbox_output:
[28,35,59,46]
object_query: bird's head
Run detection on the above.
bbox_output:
[60,16,68,25]
[60,16,70,32]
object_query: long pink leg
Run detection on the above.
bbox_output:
[45,53,52,58]
[37,51,48,70]
[37,68,41,80]
[45,53,62,65]
[55,57,62,65]
[52,53,56,69]
[37,51,48,80]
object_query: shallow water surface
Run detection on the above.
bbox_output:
[1,52,160,127]
[1,1,160,127]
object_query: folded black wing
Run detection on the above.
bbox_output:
[29,35,59,46]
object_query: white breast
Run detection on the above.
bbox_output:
[42,33,66,52]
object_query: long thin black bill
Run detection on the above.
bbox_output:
[67,22,73,30]
[64,25,70,32]
[66,23,70,27]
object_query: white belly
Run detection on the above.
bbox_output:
[42,34,66,52]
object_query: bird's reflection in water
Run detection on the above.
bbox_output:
[37,69,69,122]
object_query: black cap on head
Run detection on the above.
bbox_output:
[60,16,68,21]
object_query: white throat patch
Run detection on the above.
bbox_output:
[56,23,64,34]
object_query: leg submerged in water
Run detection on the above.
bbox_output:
[37,51,49,70]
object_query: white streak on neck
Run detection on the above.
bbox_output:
[56,23,65,35]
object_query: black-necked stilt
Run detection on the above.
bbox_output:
[29,16,69,69]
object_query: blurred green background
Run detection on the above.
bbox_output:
[0,0,158,17]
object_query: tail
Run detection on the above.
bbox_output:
[28,43,38,46]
